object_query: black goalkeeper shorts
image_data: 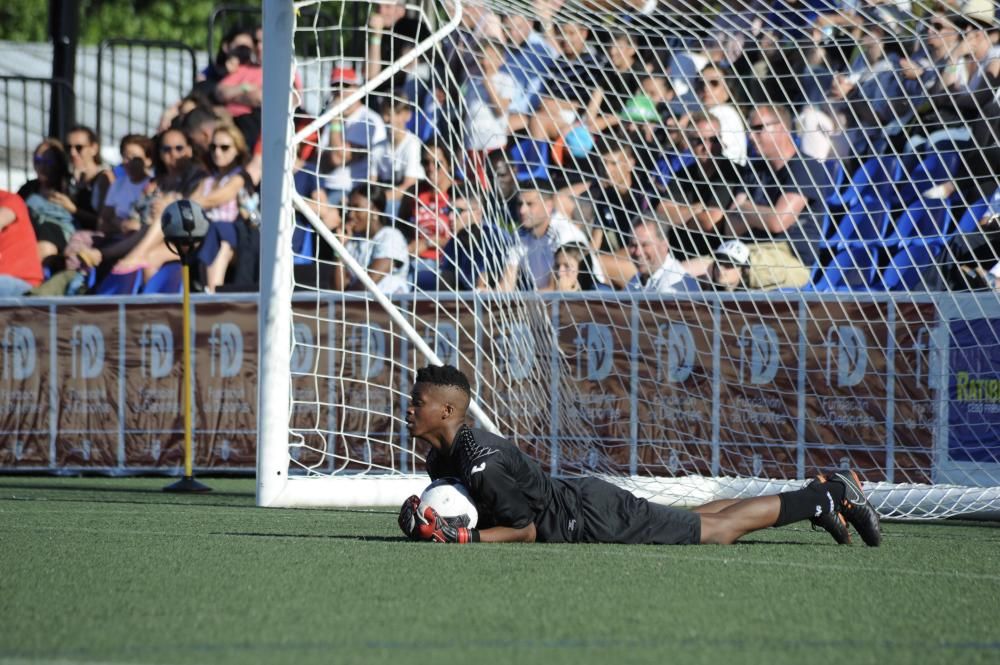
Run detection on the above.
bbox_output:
[574,477,701,545]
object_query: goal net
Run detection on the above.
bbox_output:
[258,0,1000,519]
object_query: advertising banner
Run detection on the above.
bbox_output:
[0,306,52,468]
[0,294,966,482]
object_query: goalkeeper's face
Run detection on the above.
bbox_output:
[406,383,469,444]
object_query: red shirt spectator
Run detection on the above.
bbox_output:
[0,190,44,291]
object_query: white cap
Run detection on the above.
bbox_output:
[714,240,751,267]
[963,0,995,23]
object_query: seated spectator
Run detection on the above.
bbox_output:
[400,144,457,276]
[516,184,591,289]
[691,239,810,291]
[697,64,748,166]
[91,129,207,280]
[195,123,253,292]
[626,218,701,293]
[485,150,520,228]
[371,97,425,216]
[585,134,654,287]
[65,125,113,231]
[500,12,560,117]
[531,22,606,142]
[179,106,221,156]
[0,190,44,296]
[437,191,519,292]
[97,134,155,236]
[17,139,75,267]
[727,105,836,267]
[290,169,342,291]
[332,185,409,294]
[215,28,263,145]
[656,112,744,260]
[321,66,387,204]
[465,40,523,153]
[546,242,610,292]
[796,11,911,159]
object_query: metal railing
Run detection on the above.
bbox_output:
[95,39,197,141]
[0,76,75,192]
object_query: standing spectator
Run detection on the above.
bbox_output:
[371,97,425,216]
[626,218,701,293]
[17,139,75,266]
[516,185,591,289]
[0,190,44,295]
[727,105,837,267]
[65,125,113,231]
[333,185,410,294]
[195,123,253,292]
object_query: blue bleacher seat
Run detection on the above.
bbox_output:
[510,137,550,183]
[883,196,952,248]
[953,196,992,236]
[94,269,143,295]
[813,245,879,292]
[882,240,946,291]
[141,262,183,294]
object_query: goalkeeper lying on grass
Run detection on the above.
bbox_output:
[399,365,881,546]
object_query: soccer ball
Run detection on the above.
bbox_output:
[420,478,478,528]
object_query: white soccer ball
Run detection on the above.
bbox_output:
[420,478,478,528]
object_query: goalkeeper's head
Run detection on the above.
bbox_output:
[413,364,472,421]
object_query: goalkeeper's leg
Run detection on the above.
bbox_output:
[697,480,850,545]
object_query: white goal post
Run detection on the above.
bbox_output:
[259,0,1000,518]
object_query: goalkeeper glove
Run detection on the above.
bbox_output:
[397,495,479,543]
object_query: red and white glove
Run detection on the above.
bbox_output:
[398,495,478,543]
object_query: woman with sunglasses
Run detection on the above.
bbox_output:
[194,123,253,292]
[90,129,207,280]
[64,125,114,231]
[16,139,75,266]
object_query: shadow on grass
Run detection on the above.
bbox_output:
[0,479,253,499]
[218,531,404,542]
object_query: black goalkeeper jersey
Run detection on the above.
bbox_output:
[426,426,581,542]
[425,426,702,545]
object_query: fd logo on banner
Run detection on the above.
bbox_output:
[71,325,104,379]
[501,323,534,381]
[139,323,173,379]
[2,326,36,381]
[209,323,243,378]
[423,323,458,367]
[291,323,315,374]
[575,323,613,381]
[738,324,779,384]
[825,325,868,387]
[656,323,694,383]
[348,324,385,379]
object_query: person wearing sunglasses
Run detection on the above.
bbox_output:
[16,139,75,267]
[195,123,253,293]
[63,125,113,231]
[726,105,837,269]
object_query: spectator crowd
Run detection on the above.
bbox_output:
[4,0,1000,297]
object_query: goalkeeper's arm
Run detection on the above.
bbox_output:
[398,496,536,543]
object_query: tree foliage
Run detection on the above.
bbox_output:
[0,0,233,49]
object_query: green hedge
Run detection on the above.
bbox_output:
[0,0,249,49]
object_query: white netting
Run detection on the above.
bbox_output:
[267,0,1000,518]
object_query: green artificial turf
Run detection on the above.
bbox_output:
[0,477,998,665]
